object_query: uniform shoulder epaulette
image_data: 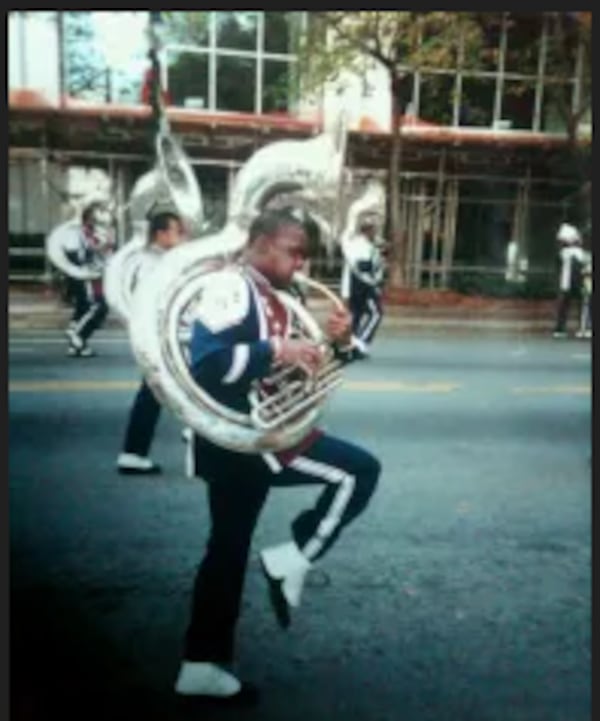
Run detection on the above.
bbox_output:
[192,268,251,332]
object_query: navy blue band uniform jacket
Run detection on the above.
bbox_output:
[188,265,352,470]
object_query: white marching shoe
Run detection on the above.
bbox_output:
[174,661,260,706]
[117,452,162,475]
[260,541,312,628]
[65,327,84,350]
[351,335,371,359]
[175,662,241,696]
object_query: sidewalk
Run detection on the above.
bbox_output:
[8,285,558,334]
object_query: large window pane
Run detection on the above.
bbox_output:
[527,200,566,267]
[167,50,209,109]
[544,14,578,79]
[393,74,415,114]
[63,11,151,103]
[505,13,542,76]
[418,74,455,125]
[540,81,572,133]
[196,165,228,231]
[264,12,301,55]
[161,11,210,48]
[501,79,536,129]
[459,76,495,126]
[454,181,515,265]
[216,11,258,51]
[263,59,295,113]
[216,55,256,112]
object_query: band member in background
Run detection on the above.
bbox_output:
[553,222,586,338]
[117,210,186,475]
[173,208,381,705]
[340,216,385,359]
[576,246,592,339]
[46,200,114,357]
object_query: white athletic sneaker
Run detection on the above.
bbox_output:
[174,662,241,697]
[66,328,84,350]
[117,453,161,475]
[260,541,312,608]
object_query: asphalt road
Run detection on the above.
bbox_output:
[9,330,591,721]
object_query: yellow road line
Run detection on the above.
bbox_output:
[9,337,126,345]
[10,380,589,396]
[9,380,138,392]
[511,385,590,395]
[343,380,460,392]
[9,379,461,394]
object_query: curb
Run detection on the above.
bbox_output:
[8,294,557,334]
[9,312,553,335]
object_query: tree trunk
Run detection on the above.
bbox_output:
[386,72,406,289]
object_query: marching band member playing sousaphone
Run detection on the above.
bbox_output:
[340,180,386,359]
[104,138,203,476]
[116,208,188,475]
[172,207,381,705]
[128,110,380,705]
[45,199,115,357]
[106,9,204,475]
[341,215,386,359]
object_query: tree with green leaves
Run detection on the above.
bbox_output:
[298,11,484,287]
[160,10,211,47]
[544,12,591,145]
[62,12,110,101]
[543,12,591,230]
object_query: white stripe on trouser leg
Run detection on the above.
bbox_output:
[73,303,98,335]
[288,456,356,560]
[358,297,381,343]
[262,452,283,473]
[559,255,572,292]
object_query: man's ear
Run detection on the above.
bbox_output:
[253,233,272,254]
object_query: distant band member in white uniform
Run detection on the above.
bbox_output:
[340,217,385,358]
[553,222,586,338]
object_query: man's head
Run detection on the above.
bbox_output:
[81,201,114,246]
[556,222,582,246]
[245,209,309,288]
[148,211,186,250]
[358,215,379,241]
[81,201,112,229]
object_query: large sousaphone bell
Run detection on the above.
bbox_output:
[46,193,115,281]
[128,114,349,453]
[104,121,204,325]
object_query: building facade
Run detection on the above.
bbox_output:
[8,11,590,293]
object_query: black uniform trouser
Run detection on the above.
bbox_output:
[580,290,592,331]
[67,278,108,342]
[183,433,381,663]
[349,287,383,345]
[121,380,161,456]
[554,288,582,333]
